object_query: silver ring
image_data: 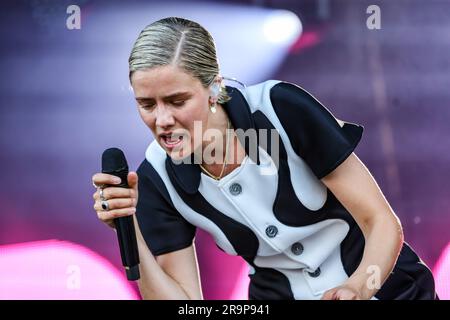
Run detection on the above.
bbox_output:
[99,188,106,201]
[101,200,109,211]
[93,181,105,189]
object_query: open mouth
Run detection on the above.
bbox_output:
[160,134,184,149]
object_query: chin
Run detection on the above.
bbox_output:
[167,151,186,162]
[164,144,196,164]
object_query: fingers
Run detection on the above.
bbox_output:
[93,197,136,229]
[93,187,136,201]
[335,288,358,300]
[97,207,136,222]
[92,173,122,187]
[322,286,360,300]
[127,171,139,190]
[321,288,338,300]
[92,172,139,230]
[93,198,136,211]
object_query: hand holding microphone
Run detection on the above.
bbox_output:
[92,148,140,280]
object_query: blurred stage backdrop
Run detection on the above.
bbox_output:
[0,0,449,299]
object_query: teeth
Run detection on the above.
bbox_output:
[162,134,182,145]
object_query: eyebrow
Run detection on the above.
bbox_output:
[135,91,191,102]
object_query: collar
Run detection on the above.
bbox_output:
[165,85,260,195]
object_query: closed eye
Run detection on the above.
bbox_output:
[140,103,155,110]
[137,97,188,110]
[172,100,186,107]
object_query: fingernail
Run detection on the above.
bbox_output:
[113,177,121,184]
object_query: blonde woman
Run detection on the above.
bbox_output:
[92,17,437,300]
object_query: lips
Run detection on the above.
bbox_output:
[160,133,184,149]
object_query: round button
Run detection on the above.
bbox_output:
[229,183,242,196]
[308,267,321,278]
[291,242,304,255]
[265,225,278,238]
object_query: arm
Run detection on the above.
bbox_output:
[93,169,203,300]
[134,217,203,300]
[132,161,203,300]
[267,81,399,299]
[320,152,404,300]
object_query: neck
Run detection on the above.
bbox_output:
[199,107,246,179]
[201,105,229,165]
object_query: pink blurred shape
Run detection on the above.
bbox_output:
[433,242,450,300]
[289,30,321,53]
[195,230,250,299]
[0,240,140,300]
[229,263,250,300]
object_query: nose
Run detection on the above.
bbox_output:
[155,104,175,128]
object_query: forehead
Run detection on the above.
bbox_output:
[131,65,203,97]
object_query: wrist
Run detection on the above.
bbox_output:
[344,273,378,300]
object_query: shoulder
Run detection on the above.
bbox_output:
[242,80,364,179]
[239,79,345,142]
[269,81,325,111]
[237,80,280,112]
[241,79,353,134]
[239,80,321,110]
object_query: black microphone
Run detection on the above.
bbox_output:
[102,147,140,281]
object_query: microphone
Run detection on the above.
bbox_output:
[102,147,140,281]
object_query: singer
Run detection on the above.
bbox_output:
[91,17,437,300]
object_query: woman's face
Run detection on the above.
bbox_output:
[131,65,212,161]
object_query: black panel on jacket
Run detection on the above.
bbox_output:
[375,243,437,300]
[253,109,357,227]
[135,160,196,256]
[248,266,295,300]
[270,82,364,179]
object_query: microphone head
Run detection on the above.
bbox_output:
[102,147,128,172]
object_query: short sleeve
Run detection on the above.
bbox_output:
[135,160,196,256]
[270,81,364,179]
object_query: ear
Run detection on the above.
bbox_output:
[210,83,220,98]
[210,76,223,98]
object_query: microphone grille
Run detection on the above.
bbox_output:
[102,147,128,172]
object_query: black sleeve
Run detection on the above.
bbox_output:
[270,81,364,179]
[135,160,196,256]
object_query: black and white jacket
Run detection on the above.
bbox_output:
[135,80,436,300]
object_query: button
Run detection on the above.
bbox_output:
[291,242,304,255]
[265,225,278,238]
[229,183,242,196]
[308,268,321,278]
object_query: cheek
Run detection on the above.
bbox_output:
[179,102,208,130]
[138,109,157,131]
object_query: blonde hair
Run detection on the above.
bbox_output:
[128,17,230,104]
